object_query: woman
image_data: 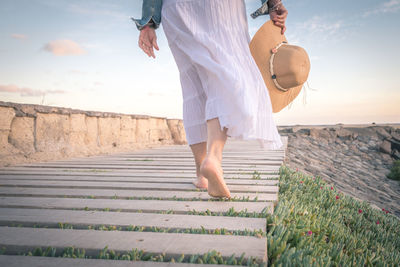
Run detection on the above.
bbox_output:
[132,0,288,198]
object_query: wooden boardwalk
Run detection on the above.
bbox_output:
[0,137,287,266]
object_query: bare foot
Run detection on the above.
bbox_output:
[200,155,231,198]
[192,176,208,189]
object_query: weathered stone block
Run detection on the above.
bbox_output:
[148,118,172,143]
[9,117,35,153]
[278,127,293,134]
[98,117,121,147]
[121,115,136,130]
[298,128,310,135]
[391,132,400,142]
[136,118,150,143]
[0,130,9,154]
[375,127,392,140]
[0,107,15,130]
[379,140,391,154]
[335,128,354,140]
[36,113,69,152]
[167,119,187,144]
[85,116,98,147]
[120,116,136,145]
[309,128,332,140]
[70,113,86,132]
[69,132,86,149]
[121,130,135,146]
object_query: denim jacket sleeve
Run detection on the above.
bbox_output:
[131,0,273,31]
[250,0,271,19]
[131,0,163,31]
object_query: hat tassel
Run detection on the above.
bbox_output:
[286,80,318,110]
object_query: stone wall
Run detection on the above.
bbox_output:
[0,101,186,167]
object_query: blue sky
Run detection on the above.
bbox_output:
[0,0,399,126]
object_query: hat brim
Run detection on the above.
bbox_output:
[249,20,303,113]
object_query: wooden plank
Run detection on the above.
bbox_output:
[30,161,283,167]
[0,187,278,201]
[88,157,284,162]
[56,158,284,163]
[0,175,279,185]
[0,197,274,214]
[76,155,284,161]
[0,167,280,175]
[0,171,280,180]
[0,255,225,267]
[0,227,267,261]
[82,156,284,162]
[110,148,285,151]
[0,180,279,193]
[14,148,285,160]
[8,164,281,172]
[47,155,284,161]
[0,208,266,232]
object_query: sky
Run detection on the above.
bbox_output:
[0,0,399,126]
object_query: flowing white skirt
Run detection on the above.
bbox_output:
[161,0,284,150]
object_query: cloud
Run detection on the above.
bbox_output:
[0,84,66,97]
[43,39,85,56]
[288,15,346,44]
[363,0,400,17]
[11,33,27,40]
[297,15,342,36]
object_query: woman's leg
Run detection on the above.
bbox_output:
[200,117,231,198]
[189,141,208,189]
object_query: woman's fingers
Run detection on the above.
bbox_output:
[149,46,155,58]
[139,42,149,57]
[274,21,284,27]
[142,38,153,49]
[272,18,286,35]
[139,36,154,57]
[272,17,285,24]
[279,13,288,19]
[138,29,158,58]
[140,42,152,57]
[153,38,159,51]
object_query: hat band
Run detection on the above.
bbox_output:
[270,41,289,92]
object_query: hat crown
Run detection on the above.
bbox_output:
[273,45,310,89]
[249,20,311,113]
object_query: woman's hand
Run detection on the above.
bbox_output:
[269,3,288,35]
[138,25,159,58]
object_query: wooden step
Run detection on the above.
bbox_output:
[0,208,266,232]
[0,187,278,201]
[0,197,274,214]
[0,180,279,193]
[0,174,279,185]
[5,164,281,173]
[0,227,267,262]
[0,171,280,180]
[0,255,226,267]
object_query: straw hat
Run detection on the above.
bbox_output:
[249,20,310,113]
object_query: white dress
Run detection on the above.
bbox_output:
[161,0,284,150]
